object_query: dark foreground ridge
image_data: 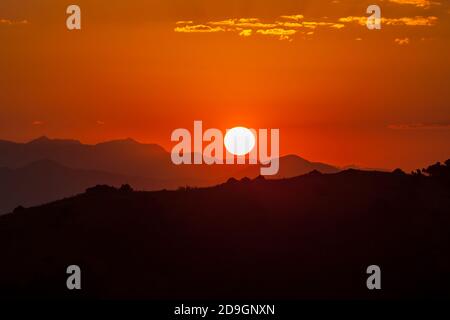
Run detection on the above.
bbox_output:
[0,168,449,299]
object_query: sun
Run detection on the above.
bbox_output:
[224,127,256,156]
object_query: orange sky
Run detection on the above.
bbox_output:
[1,0,450,171]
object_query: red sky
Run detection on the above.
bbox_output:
[1,0,449,171]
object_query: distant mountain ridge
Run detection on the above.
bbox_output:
[0,136,340,214]
[0,159,136,214]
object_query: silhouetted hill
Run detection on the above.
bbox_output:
[0,169,449,299]
[0,137,339,180]
[238,154,339,179]
[0,137,169,178]
[0,137,340,214]
[0,160,140,214]
[27,136,82,146]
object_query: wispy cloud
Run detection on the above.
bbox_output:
[175,14,346,41]
[280,15,304,21]
[239,29,253,37]
[0,19,28,26]
[175,12,439,42]
[256,28,297,41]
[208,18,278,29]
[395,37,410,45]
[339,16,438,26]
[280,21,345,29]
[388,0,440,8]
[388,123,450,130]
[176,20,193,25]
[174,24,224,33]
[385,16,438,26]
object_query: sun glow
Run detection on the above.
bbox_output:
[224,127,256,156]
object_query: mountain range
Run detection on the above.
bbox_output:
[0,136,339,214]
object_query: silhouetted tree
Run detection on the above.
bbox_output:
[119,184,133,192]
[393,168,406,175]
[422,161,450,178]
[86,185,117,194]
[177,185,196,191]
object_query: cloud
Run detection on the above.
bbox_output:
[175,14,354,41]
[388,123,450,130]
[208,18,278,29]
[277,21,345,30]
[175,13,438,42]
[339,16,438,26]
[0,19,28,26]
[331,23,345,29]
[237,18,260,23]
[256,28,297,41]
[388,0,440,8]
[385,16,438,26]
[276,21,304,28]
[174,25,224,33]
[338,16,367,25]
[395,37,410,45]
[239,29,253,37]
[280,15,304,21]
